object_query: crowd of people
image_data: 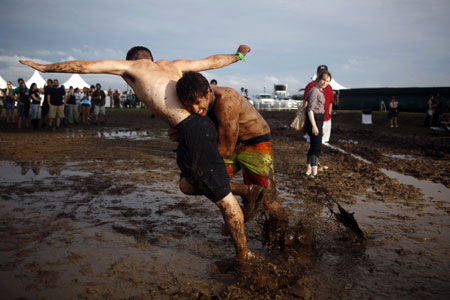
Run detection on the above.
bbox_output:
[0,78,148,130]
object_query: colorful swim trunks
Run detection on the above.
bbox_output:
[223,133,276,193]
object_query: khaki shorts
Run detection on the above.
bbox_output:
[93,105,106,116]
[48,104,65,119]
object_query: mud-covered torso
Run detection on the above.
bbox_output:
[212,86,270,142]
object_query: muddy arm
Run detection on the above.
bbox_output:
[216,100,240,158]
[19,60,132,76]
[172,45,251,73]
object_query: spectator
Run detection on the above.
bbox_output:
[41,79,53,128]
[3,81,16,124]
[210,79,217,85]
[80,87,91,124]
[29,83,42,129]
[304,65,334,144]
[13,78,31,129]
[304,71,331,178]
[244,88,249,100]
[240,87,246,97]
[432,93,443,127]
[107,88,113,108]
[89,84,95,115]
[74,87,83,115]
[113,89,121,108]
[424,94,434,127]
[66,86,79,125]
[47,79,66,130]
[0,89,3,117]
[127,89,135,108]
[91,83,106,123]
[388,96,399,128]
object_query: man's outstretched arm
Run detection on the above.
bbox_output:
[19,60,132,76]
[173,44,251,73]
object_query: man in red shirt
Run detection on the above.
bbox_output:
[303,65,334,144]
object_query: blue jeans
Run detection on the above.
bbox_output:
[31,103,41,119]
[4,98,15,115]
[305,113,324,166]
[18,105,30,119]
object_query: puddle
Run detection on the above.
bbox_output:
[380,168,450,202]
[326,144,450,202]
[97,129,165,141]
[326,143,371,163]
[338,139,359,144]
[0,160,91,183]
[382,154,416,160]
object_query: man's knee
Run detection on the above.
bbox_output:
[179,178,199,195]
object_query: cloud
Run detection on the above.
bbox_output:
[35,50,67,56]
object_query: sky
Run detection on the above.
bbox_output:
[1,0,449,95]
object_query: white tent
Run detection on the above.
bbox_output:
[312,74,348,90]
[63,74,90,89]
[0,74,7,89]
[26,70,47,88]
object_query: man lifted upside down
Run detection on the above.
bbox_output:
[20,44,261,268]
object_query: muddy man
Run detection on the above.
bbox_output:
[20,45,261,267]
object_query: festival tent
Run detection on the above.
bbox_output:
[26,70,47,88]
[0,74,7,89]
[63,74,90,89]
[312,74,348,90]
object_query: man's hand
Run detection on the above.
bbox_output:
[167,127,179,142]
[236,45,251,57]
[19,60,46,72]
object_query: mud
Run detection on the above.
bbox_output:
[0,110,449,299]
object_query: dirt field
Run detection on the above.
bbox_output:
[0,109,449,300]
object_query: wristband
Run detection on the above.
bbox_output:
[236,52,246,62]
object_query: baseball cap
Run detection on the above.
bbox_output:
[317,65,328,72]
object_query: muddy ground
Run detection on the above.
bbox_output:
[0,109,449,300]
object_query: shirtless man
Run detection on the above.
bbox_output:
[19,45,259,266]
[174,71,284,222]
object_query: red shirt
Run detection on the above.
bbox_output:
[304,81,334,121]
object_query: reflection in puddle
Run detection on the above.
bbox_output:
[0,160,91,183]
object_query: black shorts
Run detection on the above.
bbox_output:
[176,114,231,203]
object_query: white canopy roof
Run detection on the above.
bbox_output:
[312,74,348,90]
[0,74,7,89]
[26,70,47,88]
[63,74,90,89]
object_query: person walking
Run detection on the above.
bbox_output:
[304,71,331,178]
